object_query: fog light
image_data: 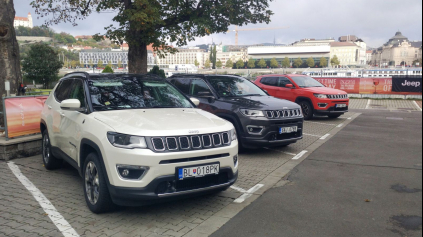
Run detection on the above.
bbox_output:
[116,165,149,180]
[233,155,238,167]
[318,103,328,108]
[246,126,264,135]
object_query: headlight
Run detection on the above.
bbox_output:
[107,132,147,149]
[314,94,328,99]
[230,128,237,141]
[240,109,265,117]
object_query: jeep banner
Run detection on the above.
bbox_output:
[392,76,423,93]
[4,96,49,139]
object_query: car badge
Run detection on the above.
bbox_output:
[189,130,200,134]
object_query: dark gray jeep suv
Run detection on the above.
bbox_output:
[169,74,304,149]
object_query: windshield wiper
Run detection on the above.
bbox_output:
[241,94,263,97]
[149,105,177,108]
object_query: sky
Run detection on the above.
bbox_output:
[14,0,423,48]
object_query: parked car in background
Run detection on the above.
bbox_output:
[169,74,304,149]
[254,75,349,120]
[41,73,238,213]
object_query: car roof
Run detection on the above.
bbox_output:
[62,72,165,81]
[259,74,305,78]
[170,74,243,79]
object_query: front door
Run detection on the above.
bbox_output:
[60,78,87,162]
[51,79,74,150]
[276,77,297,102]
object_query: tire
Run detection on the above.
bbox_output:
[42,130,62,170]
[299,101,314,120]
[328,114,342,119]
[83,153,114,214]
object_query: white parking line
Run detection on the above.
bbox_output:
[337,123,344,128]
[303,133,322,138]
[306,121,337,126]
[230,185,247,193]
[264,148,297,156]
[413,101,422,112]
[366,99,372,109]
[320,134,331,140]
[7,162,80,237]
[234,184,264,203]
[292,150,308,160]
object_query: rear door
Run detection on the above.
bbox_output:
[276,77,297,102]
[260,77,280,97]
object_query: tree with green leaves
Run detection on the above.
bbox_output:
[118,60,123,68]
[97,59,104,68]
[319,57,328,67]
[216,60,223,69]
[282,57,291,68]
[306,57,315,68]
[247,58,256,68]
[89,59,94,68]
[331,55,340,66]
[236,59,244,69]
[258,58,267,68]
[107,61,113,68]
[270,58,279,68]
[149,65,166,78]
[102,66,114,73]
[31,0,273,74]
[226,59,233,69]
[194,59,200,67]
[71,60,77,68]
[21,43,63,89]
[211,45,217,69]
[205,59,211,69]
[293,58,303,68]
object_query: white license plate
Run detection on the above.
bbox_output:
[336,104,347,108]
[280,126,298,134]
[178,164,220,180]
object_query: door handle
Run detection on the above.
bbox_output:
[60,113,65,117]
[48,106,52,110]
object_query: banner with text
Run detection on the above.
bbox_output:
[313,77,422,95]
[392,76,423,93]
[4,96,48,138]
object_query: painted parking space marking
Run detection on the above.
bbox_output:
[234,184,265,204]
[303,133,322,138]
[320,134,331,140]
[366,99,372,109]
[306,121,338,126]
[264,148,297,156]
[230,185,247,193]
[292,151,308,160]
[413,101,422,112]
[7,162,80,237]
[337,123,344,128]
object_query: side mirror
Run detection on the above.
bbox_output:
[286,84,294,88]
[60,99,82,111]
[197,91,213,97]
[190,98,200,106]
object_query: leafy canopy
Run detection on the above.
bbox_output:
[31,0,274,56]
[247,58,256,68]
[216,60,223,69]
[226,59,233,69]
[282,57,290,68]
[149,65,166,78]
[22,43,63,89]
[331,55,340,66]
[236,59,244,69]
[258,58,267,68]
[320,57,328,67]
[306,57,315,68]
[102,66,114,73]
[293,58,303,68]
[270,58,278,68]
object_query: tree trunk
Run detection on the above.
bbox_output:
[0,0,22,124]
[128,42,148,74]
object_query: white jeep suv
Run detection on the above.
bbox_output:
[41,73,238,213]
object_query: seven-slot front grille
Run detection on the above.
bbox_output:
[150,132,232,152]
[327,94,348,99]
[265,109,302,119]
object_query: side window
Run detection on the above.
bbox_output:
[261,77,279,87]
[278,77,293,88]
[69,80,86,108]
[190,79,213,96]
[172,79,191,94]
[55,79,74,102]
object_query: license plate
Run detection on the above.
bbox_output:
[280,126,298,134]
[336,104,347,108]
[178,164,220,180]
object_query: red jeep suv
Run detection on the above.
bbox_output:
[255,75,349,120]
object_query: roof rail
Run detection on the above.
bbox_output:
[63,71,91,78]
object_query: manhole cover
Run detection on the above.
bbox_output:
[386,117,404,120]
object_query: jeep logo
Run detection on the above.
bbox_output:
[189,130,200,134]
[402,80,421,88]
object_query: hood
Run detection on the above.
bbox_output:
[300,87,347,95]
[220,96,300,110]
[94,108,232,137]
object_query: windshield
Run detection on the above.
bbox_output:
[208,76,267,97]
[88,77,193,111]
[291,76,325,88]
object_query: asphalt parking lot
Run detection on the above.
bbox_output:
[0,99,421,237]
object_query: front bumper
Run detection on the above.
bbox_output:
[314,106,349,115]
[108,168,238,206]
[313,99,349,115]
[240,118,304,148]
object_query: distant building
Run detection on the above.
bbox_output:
[14,12,33,28]
[79,49,154,67]
[339,35,359,42]
[157,47,207,68]
[330,40,367,67]
[370,31,422,66]
[366,50,373,65]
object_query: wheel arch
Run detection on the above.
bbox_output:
[80,139,110,184]
[295,96,313,106]
[215,113,244,135]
